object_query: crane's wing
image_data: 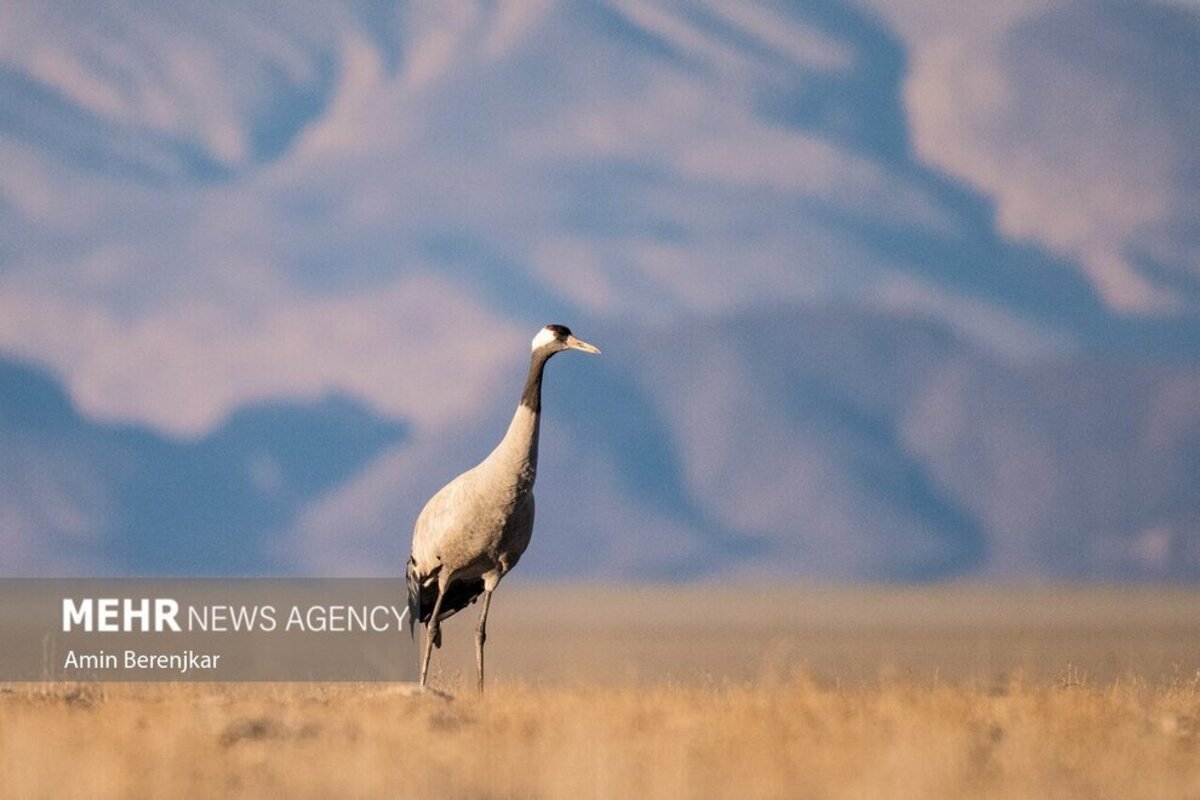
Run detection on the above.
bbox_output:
[406,467,488,639]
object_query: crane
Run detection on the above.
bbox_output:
[406,323,600,691]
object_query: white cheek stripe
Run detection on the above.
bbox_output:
[531,327,557,350]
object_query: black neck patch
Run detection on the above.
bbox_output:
[519,348,555,412]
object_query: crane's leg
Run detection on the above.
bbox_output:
[474,589,493,693]
[419,583,447,689]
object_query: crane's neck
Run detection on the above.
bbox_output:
[489,348,553,485]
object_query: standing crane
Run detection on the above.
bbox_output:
[406,323,600,691]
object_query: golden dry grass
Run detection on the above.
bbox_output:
[2,677,1199,799]
[2,586,1200,798]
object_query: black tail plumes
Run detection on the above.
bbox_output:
[405,559,486,647]
[405,556,420,640]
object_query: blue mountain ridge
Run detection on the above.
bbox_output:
[0,1,1197,579]
[0,358,405,574]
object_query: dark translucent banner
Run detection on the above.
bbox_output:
[0,579,417,681]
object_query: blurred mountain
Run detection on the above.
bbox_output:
[0,358,405,574]
[618,307,1200,580]
[7,301,1198,580]
[0,1,1198,578]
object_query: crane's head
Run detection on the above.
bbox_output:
[531,324,601,356]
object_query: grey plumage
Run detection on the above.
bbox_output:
[406,323,600,691]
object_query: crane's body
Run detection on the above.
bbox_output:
[406,324,599,691]
[406,403,538,633]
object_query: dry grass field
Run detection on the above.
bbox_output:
[2,586,1199,799]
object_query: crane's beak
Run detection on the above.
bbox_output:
[565,335,601,354]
